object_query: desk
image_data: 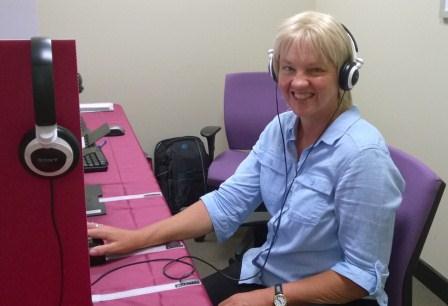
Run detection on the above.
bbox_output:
[83,104,212,305]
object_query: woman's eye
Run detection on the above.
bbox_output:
[309,67,324,74]
[281,66,294,73]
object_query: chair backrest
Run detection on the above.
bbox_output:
[386,145,445,306]
[223,72,288,150]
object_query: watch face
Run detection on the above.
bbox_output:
[274,294,287,306]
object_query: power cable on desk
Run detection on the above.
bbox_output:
[90,257,195,286]
[90,254,258,287]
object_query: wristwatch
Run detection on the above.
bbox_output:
[273,283,287,306]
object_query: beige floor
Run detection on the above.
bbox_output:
[184,230,446,306]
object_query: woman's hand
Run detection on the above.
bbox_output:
[87,222,144,256]
[86,201,212,258]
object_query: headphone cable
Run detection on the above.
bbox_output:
[49,179,64,306]
[248,87,346,282]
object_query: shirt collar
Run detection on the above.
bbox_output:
[320,105,361,145]
[285,105,362,146]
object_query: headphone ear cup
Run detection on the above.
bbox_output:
[57,126,80,170]
[339,61,359,91]
[19,126,80,177]
[19,129,37,171]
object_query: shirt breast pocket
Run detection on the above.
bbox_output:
[288,174,334,225]
[258,151,287,212]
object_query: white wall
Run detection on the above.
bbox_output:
[37,0,314,156]
[317,0,448,278]
[36,1,447,278]
[0,0,38,38]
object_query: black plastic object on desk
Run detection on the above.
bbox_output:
[83,146,108,173]
[107,124,125,136]
[88,237,107,266]
[85,184,106,216]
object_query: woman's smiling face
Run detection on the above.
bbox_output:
[277,39,340,123]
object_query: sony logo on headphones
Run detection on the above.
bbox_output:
[31,149,67,172]
[37,157,60,163]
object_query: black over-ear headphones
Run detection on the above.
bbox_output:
[19,37,80,177]
[268,24,364,91]
[338,25,364,91]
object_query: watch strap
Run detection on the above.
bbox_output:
[274,283,283,295]
[273,283,287,306]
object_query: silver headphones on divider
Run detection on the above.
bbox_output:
[19,37,80,178]
[268,24,364,91]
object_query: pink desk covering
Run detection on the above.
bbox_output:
[83,104,211,306]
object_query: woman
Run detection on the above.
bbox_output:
[89,11,404,306]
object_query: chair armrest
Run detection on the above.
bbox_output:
[241,211,270,226]
[200,125,221,162]
[143,152,154,170]
[200,126,221,138]
[233,211,270,261]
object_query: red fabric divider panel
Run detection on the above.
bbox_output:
[0,40,91,306]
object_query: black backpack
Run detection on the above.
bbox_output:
[153,136,209,214]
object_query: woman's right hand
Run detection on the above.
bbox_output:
[87,222,145,256]
[86,201,213,257]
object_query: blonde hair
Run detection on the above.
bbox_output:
[272,11,355,109]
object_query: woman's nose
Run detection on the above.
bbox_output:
[291,72,309,87]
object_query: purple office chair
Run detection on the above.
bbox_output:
[385,145,445,306]
[198,72,287,244]
[201,72,288,188]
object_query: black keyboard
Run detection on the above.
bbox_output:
[83,146,108,173]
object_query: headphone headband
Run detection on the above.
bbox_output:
[341,24,364,70]
[31,37,56,126]
[341,24,358,52]
[268,24,364,90]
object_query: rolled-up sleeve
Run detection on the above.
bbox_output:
[331,147,405,301]
[201,150,263,242]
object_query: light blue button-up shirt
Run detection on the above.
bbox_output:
[201,106,404,306]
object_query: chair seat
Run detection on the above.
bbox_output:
[207,150,249,187]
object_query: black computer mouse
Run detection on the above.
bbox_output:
[107,125,125,136]
[88,237,107,266]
